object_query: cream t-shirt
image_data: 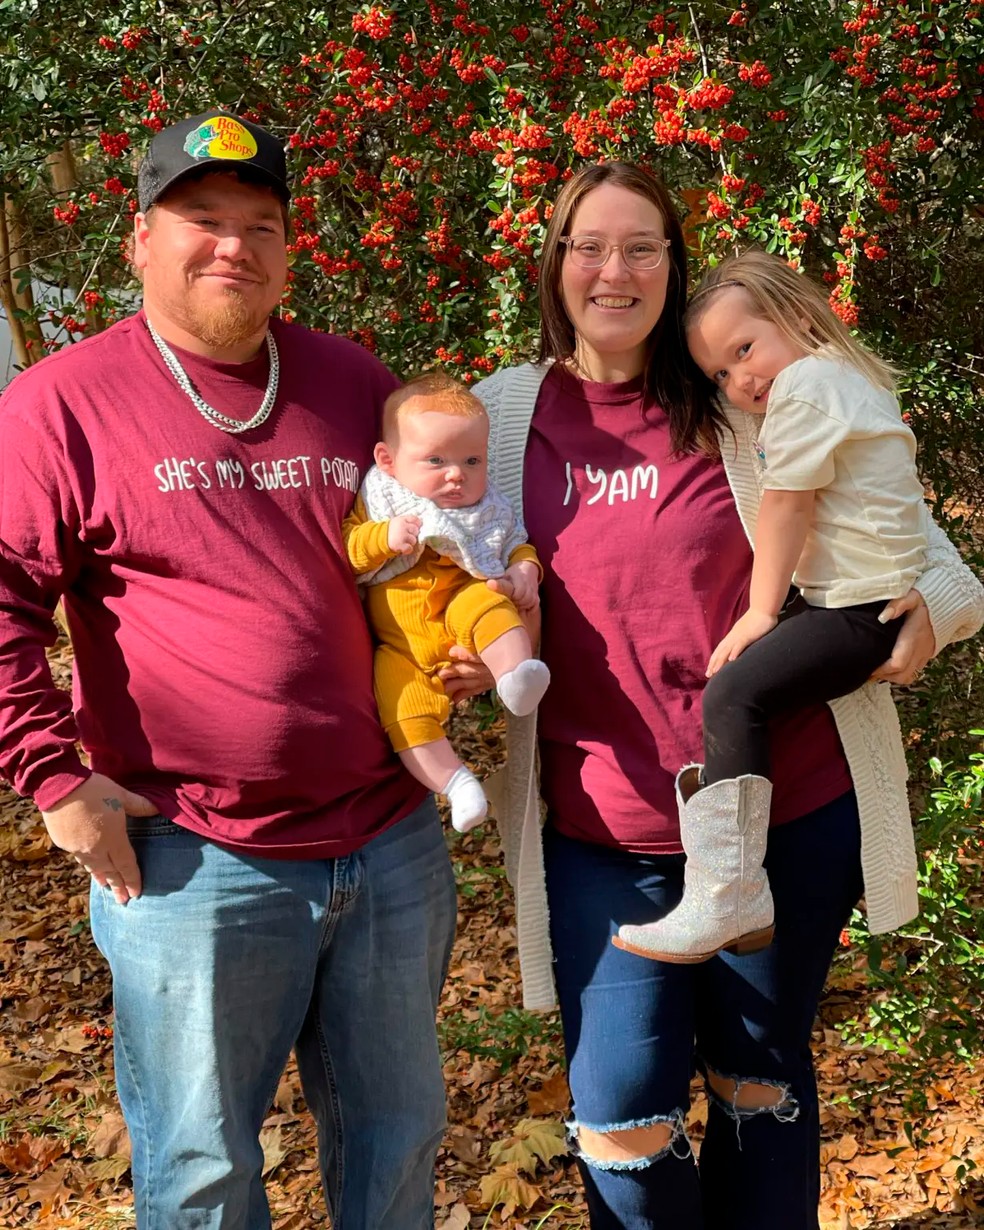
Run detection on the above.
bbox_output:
[757,355,927,608]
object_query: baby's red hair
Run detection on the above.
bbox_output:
[382,372,487,444]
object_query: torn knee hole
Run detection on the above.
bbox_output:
[577,1122,674,1163]
[704,1067,799,1122]
[707,1071,782,1110]
[573,1112,692,1170]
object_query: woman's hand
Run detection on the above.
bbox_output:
[869,589,936,684]
[438,646,495,704]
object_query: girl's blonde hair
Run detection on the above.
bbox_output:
[684,247,896,392]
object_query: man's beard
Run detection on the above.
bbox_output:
[188,290,267,352]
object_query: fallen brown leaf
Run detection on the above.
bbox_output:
[848,1151,896,1177]
[11,997,51,1023]
[913,1150,951,1173]
[27,1162,76,1218]
[479,1163,542,1219]
[89,1111,130,1160]
[448,1126,483,1165]
[0,1137,38,1175]
[437,1202,471,1229]
[0,1060,43,1094]
[260,1125,289,1177]
[87,1154,131,1183]
[526,1071,569,1116]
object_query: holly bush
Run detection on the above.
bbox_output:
[2,0,982,1076]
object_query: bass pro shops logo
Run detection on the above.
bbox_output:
[183,117,258,161]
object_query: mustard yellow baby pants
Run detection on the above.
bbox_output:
[365,553,522,751]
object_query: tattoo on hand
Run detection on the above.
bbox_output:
[103,797,123,811]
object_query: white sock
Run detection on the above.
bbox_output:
[496,659,551,717]
[443,767,488,833]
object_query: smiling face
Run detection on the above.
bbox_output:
[376,401,489,509]
[559,182,672,383]
[133,171,289,361]
[686,286,809,414]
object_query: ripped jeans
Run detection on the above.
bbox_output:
[544,790,864,1230]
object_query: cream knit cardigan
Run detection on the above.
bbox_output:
[474,362,984,1012]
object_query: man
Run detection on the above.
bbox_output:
[0,110,457,1229]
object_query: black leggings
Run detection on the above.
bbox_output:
[702,595,902,784]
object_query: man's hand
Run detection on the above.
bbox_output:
[387,514,422,555]
[41,773,157,905]
[870,589,935,684]
[706,609,778,677]
[488,560,540,613]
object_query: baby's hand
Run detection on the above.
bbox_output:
[388,514,422,555]
[706,609,777,677]
[490,560,540,613]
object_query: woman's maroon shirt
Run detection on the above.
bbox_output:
[522,367,852,853]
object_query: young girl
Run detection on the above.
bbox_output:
[615,246,927,962]
[343,372,549,834]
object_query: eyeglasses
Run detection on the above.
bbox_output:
[559,235,672,270]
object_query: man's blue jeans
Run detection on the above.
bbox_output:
[89,797,457,1230]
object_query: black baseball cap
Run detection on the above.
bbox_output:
[137,110,290,212]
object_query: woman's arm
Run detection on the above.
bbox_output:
[870,507,984,684]
[910,505,984,650]
[869,590,934,684]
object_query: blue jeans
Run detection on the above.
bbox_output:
[90,797,457,1230]
[545,790,864,1230]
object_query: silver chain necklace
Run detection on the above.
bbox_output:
[145,319,280,434]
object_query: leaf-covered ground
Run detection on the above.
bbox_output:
[1,645,983,1228]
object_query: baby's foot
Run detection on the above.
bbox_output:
[496,659,550,717]
[443,766,488,833]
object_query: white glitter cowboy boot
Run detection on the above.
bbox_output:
[613,772,775,963]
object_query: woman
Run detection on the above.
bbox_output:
[444,160,984,1230]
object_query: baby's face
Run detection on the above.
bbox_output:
[385,403,489,508]
[687,286,807,415]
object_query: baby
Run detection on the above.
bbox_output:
[343,372,550,832]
